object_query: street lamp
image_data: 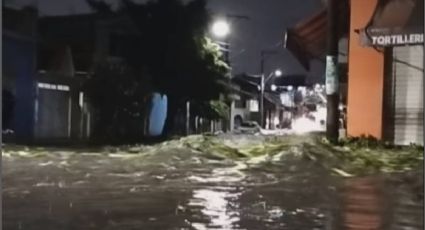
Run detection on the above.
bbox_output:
[210,15,249,64]
[271,84,293,92]
[260,69,283,128]
[211,20,230,38]
[274,69,282,77]
[211,19,231,64]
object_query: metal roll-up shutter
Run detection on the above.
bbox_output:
[392,45,423,145]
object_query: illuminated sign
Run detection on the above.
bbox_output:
[248,100,259,112]
[368,33,424,46]
[359,0,423,47]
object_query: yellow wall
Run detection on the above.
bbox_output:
[347,0,385,138]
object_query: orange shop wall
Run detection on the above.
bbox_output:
[347,0,385,139]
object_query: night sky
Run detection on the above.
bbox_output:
[5,0,325,83]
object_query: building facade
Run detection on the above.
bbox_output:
[285,0,423,145]
[348,0,423,145]
[3,7,38,142]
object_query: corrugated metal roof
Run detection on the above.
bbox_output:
[284,0,349,70]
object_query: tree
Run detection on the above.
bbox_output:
[86,0,230,138]
[118,0,230,134]
[84,60,153,142]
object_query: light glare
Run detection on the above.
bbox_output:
[212,20,230,38]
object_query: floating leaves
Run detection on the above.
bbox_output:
[2,133,422,178]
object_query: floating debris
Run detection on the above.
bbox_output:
[34,182,56,187]
[38,161,54,167]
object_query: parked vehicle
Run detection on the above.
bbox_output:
[234,121,261,134]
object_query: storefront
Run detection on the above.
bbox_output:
[284,0,423,145]
[353,0,423,145]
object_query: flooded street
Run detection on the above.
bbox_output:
[3,136,423,230]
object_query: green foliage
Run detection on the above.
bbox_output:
[209,100,229,120]
[338,135,391,149]
[315,136,423,176]
[182,134,423,176]
[190,100,229,121]
[86,0,231,138]
[115,0,230,101]
[181,135,290,160]
[5,133,422,179]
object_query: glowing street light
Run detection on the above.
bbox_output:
[274,69,282,77]
[211,20,230,38]
[260,69,284,128]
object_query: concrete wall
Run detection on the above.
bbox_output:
[347,0,385,138]
[2,35,36,140]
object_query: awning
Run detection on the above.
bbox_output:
[359,0,424,46]
[284,1,349,70]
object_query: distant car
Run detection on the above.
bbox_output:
[234,121,261,134]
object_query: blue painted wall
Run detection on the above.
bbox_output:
[3,35,36,140]
[148,93,168,136]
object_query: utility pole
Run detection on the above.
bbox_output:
[325,0,339,143]
[259,73,265,128]
[186,101,190,135]
[259,50,279,128]
[260,52,265,128]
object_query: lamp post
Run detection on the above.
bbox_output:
[211,19,230,64]
[211,15,250,64]
[211,20,230,38]
[211,16,249,132]
[259,49,282,128]
[260,69,282,128]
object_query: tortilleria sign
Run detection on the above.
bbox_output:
[359,0,424,47]
[366,31,424,46]
[360,27,424,46]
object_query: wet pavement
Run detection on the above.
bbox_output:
[3,138,423,230]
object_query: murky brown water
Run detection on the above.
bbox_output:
[3,146,423,230]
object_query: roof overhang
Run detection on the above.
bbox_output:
[358,0,424,47]
[284,1,349,70]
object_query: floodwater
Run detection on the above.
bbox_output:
[3,142,423,230]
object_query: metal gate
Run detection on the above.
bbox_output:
[390,45,423,145]
[35,83,71,139]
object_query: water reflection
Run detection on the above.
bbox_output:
[388,177,423,230]
[3,149,423,230]
[342,177,385,230]
[189,187,242,230]
[186,163,244,229]
[340,176,423,230]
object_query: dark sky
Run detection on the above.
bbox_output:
[5,0,325,83]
